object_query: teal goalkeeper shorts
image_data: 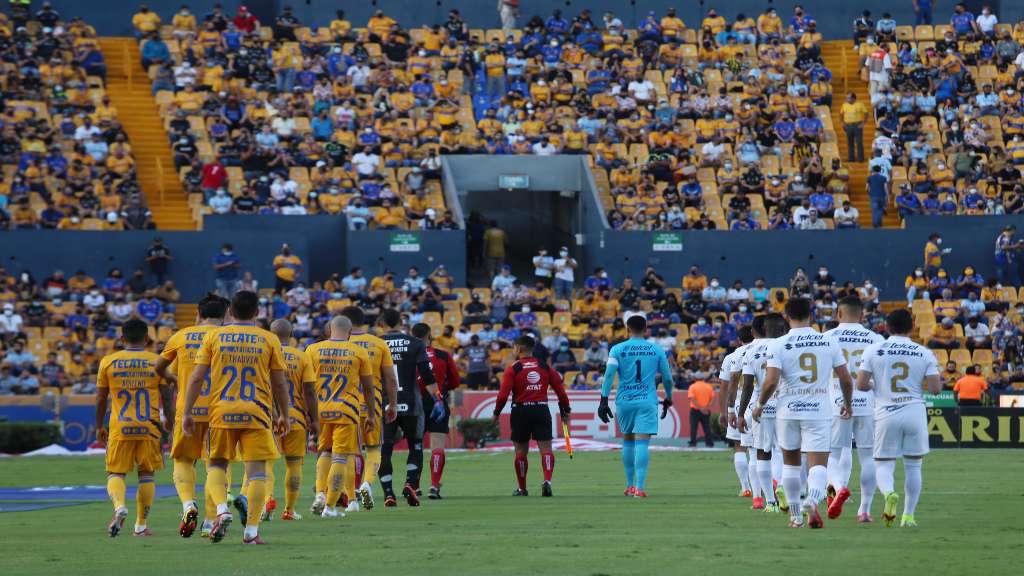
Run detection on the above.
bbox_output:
[617,403,659,435]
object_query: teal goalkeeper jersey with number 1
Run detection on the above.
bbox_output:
[602,338,674,406]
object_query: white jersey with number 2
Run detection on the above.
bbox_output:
[858,335,939,421]
[766,326,846,420]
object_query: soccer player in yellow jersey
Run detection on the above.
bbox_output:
[182,291,289,545]
[269,318,318,520]
[307,316,377,517]
[155,293,227,538]
[95,319,174,538]
[338,306,398,511]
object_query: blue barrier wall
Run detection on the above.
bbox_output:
[31,1,1017,44]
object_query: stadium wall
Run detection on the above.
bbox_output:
[35,1,1021,43]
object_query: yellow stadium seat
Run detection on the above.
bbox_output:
[972,349,993,365]
[914,25,934,40]
[931,349,948,365]
[949,349,971,367]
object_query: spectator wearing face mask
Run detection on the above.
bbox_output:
[702,278,729,312]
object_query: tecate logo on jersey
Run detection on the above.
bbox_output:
[786,400,821,413]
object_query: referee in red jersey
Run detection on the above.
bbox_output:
[410,323,461,500]
[493,335,571,497]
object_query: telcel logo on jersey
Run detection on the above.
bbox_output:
[223,413,252,423]
[786,400,820,413]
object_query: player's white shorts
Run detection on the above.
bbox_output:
[726,422,740,442]
[777,418,831,453]
[830,415,875,450]
[739,408,754,447]
[874,405,929,459]
[754,417,777,452]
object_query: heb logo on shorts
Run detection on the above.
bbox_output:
[223,413,252,423]
[786,400,820,413]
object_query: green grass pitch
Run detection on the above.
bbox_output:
[0,449,1021,575]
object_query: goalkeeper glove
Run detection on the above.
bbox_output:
[597,396,613,423]
[430,395,446,423]
[660,397,673,420]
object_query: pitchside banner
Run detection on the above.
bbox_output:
[928,407,1024,448]
[460,391,694,441]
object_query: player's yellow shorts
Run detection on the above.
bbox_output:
[207,427,279,462]
[170,420,209,461]
[318,421,358,455]
[281,427,308,458]
[106,438,164,475]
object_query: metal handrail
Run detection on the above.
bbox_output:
[123,41,132,87]
[155,157,165,207]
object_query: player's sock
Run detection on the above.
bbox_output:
[173,459,196,506]
[107,473,127,510]
[206,465,230,515]
[406,438,424,487]
[782,465,803,521]
[225,464,235,498]
[541,451,555,483]
[354,455,365,487]
[379,443,395,496]
[203,462,218,521]
[746,447,760,502]
[263,460,275,514]
[430,449,446,487]
[839,447,853,488]
[875,459,896,496]
[315,453,331,494]
[343,458,357,503]
[771,449,783,484]
[903,459,922,517]
[621,439,636,487]
[514,453,528,491]
[284,457,302,513]
[733,451,750,492]
[800,454,809,496]
[245,473,266,528]
[136,474,155,529]
[757,460,776,503]
[806,464,827,505]
[364,446,382,485]
[326,455,348,507]
[857,447,876,515]
[634,439,650,491]
[826,451,842,490]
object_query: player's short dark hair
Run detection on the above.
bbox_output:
[379,308,401,328]
[340,305,365,325]
[411,322,431,339]
[751,314,767,337]
[738,325,754,344]
[231,290,259,320]
[197,292,228,320]
[764,313,788,338]
[121,318,148,344]
[784,297,813,321]
[838,295,863,314]
[516,335,536,349]
[626,314,647,333]
[965,365,976,376]
[886,308,914,335]
[823,320,839,331]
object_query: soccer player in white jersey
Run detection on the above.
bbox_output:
[718,327,755,498]
[738,313,789,514]
[752,298,854,529]
[856,309,942,528]
[822,296,885,522]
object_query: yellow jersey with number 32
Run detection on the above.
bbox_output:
[282,345,316,431]
[98,348,164,441]
[160,324,218,422]
[195,323,286,430]
[306,339,371,424]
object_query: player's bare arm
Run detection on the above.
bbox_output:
[359,373,378,428]
[717,374,732,427]
[383,365,398,423]
[270,368,289,435]
[94,386,109,444]
[158,381,175,433]
[737,373,755,433]
[925,374,942,395]
[181,363,209,435]
[834,364,854,419]
[154,356,176,386]
[302,379,319,436]
[856,369,874,392]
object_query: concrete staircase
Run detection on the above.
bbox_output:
[173,303,198,328]
[821,40,900,229]
[98,37,194,230]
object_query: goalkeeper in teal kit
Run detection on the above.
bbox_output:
[599,314,675,497]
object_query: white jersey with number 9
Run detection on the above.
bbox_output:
[766,327,847,420]
[859,336,939,420]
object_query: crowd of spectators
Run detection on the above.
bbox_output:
[0,5,155,231]
[855,3,1024,226]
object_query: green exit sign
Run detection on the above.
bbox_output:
[498,174,530,189]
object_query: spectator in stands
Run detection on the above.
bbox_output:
[145,238,172,284]
[964,316,992,352]
[928,316,961,350]
[212,243,241,297]
[131,4,161,38]
[866,165,889,228]
[993,225,1021,286]
[273,244,302,292]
